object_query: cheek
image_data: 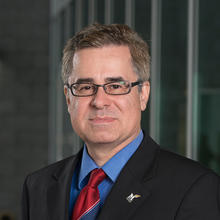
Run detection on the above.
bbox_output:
[68,98,82,120]
[118,94,142,117]
[128,93,142,109]
[69,98,94,127]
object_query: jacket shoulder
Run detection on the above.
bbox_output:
[25,154,78,187]
[157,147,218,182]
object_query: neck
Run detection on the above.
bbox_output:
[86,144,122,167]
[85,130,141,167]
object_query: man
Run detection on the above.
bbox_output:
[22,23,220,220]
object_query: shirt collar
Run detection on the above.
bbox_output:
[78,147,98,189]
[78,130,143,189]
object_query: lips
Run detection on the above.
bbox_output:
[89,117,116,124]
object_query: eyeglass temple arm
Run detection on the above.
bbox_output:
[131,81,143,87]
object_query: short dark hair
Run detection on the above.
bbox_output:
[62,23,150,84]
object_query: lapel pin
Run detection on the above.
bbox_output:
[126,193,141,203]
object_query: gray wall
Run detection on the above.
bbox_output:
[0,0,49,219]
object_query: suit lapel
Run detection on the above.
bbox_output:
[98,135,159,220]
[98,167,151,220]
[46,151,83,220]
[44,135,159,220]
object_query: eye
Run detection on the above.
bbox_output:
[72,84,93,92]
[80,85,92,91]
[108,82,126,90]
[110,84,122,89]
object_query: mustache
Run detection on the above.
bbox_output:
[88,110,118,119]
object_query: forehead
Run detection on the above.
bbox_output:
[70,46,137,82]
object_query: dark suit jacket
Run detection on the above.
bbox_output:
[22,135,220,220]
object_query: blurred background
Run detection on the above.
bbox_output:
[0,0,219,219]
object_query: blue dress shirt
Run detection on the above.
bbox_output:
[69,130,144,219]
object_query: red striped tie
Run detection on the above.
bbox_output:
[72,168,106,220]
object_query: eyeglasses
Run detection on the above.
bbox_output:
[65,80,142,97]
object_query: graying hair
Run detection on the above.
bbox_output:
[62,23,150,84]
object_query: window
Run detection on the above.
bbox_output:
[49,0,220,174]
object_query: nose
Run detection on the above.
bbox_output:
[90,86,111,109]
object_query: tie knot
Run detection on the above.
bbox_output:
[88,168,106,188]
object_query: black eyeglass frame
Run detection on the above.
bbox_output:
[65,80,143,97]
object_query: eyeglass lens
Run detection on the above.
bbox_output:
[71,81,131,96]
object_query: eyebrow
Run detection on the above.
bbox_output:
[74,77,125,84]
[75,78,94,83]
[105,77,125,82]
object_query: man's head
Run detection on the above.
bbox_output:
[62,23,150,159]
[62,23,150,84]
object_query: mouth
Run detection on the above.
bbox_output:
[89,117,116,124]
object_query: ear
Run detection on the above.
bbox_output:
[64,86,71,110]
[139,81,150,111]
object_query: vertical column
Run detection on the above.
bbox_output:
[48,18,57,163]
[88,0,97,24]
[75,0,83,32]
[150,0,162,142]
[64,5,72,40]
[105,0,113,24]
[48,16,63,162]
[125,0,135,28]
[186,0,199,159]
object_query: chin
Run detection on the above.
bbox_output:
[84,131,119,145]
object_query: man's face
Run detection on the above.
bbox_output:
[64,45,150,149]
